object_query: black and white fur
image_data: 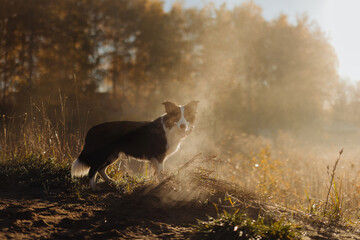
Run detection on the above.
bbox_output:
[71,101,199,190]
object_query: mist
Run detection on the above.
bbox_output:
[2,0,360,215]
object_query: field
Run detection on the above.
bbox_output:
[1,155,360,239]
[1,114,360,239]
[3,0,360,239]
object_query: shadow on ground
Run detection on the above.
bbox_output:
[0,169,359,239]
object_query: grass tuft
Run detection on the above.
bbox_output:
[0,154,150,195]
[197,208,300,240]
[0,154,73,192]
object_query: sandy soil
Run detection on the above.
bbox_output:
[0,185,199,239]
[1,173,360,239]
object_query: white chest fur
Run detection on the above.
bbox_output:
[165,127,185,157]
[161,117,187,160]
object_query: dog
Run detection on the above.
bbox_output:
[71,100,199,190]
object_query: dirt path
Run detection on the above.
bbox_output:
[1,175,360,239]
[0,188,199,239]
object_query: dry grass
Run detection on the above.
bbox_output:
[1,102,360,238]
[212,132,360,226]
[0,99,84,162]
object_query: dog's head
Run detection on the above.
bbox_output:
[162,100,199,133]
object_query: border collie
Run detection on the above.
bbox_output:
[71,101,199,190]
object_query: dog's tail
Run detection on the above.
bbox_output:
[71,158,90,178]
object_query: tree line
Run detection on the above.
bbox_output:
[1,0,356,136]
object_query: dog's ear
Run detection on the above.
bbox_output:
[162,101,178,113]
[186,100,200,112]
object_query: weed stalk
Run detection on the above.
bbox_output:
[322,148,343,223]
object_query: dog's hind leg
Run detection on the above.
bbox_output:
[89,167,100,191]
[89,173,99,191]
[99,166,114,184]
[98,153,119,185]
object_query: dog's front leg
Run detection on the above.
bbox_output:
[152,157,165,180]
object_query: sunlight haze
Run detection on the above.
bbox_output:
[164,0,360,82]
[3,1,360,237]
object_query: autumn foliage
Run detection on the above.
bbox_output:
[0,0,344,133]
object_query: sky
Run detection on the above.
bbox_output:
[164,0,360,83]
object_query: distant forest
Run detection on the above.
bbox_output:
[1,0,359,137]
